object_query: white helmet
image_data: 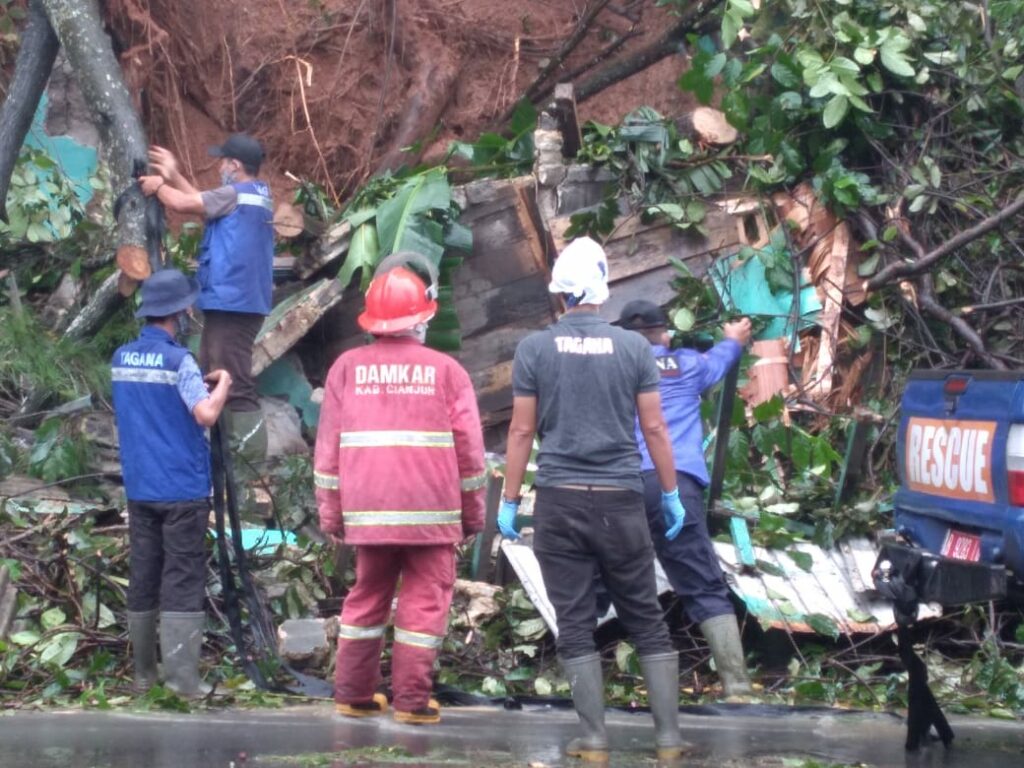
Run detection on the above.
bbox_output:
[548,236,610,306]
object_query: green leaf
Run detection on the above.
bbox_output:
[787,550,814,572]
[512,617,548,640]
[822,94,849,128]
[337,222,380,290]
[1003,64,1024,81]
[706,52,727,78]
[615,641,639,673]
[10,630,40,646]
[770,62,801,89]
[721,10,741,49]
[41,607,67,630]
[534,676,553,696]
[846,608,877,623]
[39,632,80,668]
[375,169,451,264]
[806,613,840,639]
[853,47,876,65]
[880,43,915,77]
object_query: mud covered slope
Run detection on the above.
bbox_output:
[105,0,698,201]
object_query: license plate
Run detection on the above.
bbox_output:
[941,529,982,562]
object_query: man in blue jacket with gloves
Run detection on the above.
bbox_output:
[112,269,232,697]
[140,134,273,466]
[617,299,754,697]
[499,238,686,763]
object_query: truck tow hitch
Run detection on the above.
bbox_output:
[872,542,1007,751]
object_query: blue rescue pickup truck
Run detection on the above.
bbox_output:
[892,370,1024,586]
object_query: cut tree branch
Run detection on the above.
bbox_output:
[895,226,1008,370]
[867,194,1024,289]
[515,0,615,111]
[576,0,725,103]
[0,0,60,221]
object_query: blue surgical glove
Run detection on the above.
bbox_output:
[661,488,686,541]
[498,497,521,540]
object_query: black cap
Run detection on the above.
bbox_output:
[616,299,668,330]
[208,133,264,169]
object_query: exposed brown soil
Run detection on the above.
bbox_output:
[103,0,697,207]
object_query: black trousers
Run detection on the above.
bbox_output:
[642,471,735,624]
[127,499,210,613]
[533,486,673,659]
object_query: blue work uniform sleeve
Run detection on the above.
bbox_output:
[694,339,743,393]
[176,354,208,414]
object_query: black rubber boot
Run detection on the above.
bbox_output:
[160,611,212,698]
[562,654,609,762]
[700,614,754,698]
[127,609,158,693]
[640,651,685,760]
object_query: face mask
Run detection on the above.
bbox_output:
[220,169,236,186]
[175,313,190,339]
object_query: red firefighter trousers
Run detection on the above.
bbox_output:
[335,544,456,712]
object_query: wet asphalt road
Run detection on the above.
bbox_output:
[0,704,1022,767]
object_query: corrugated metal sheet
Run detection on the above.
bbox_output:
[501,536,941,639]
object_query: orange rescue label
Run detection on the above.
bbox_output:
[905,417,996,502]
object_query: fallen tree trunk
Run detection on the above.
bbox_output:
[40,0,157,275]
[0,0,60,221]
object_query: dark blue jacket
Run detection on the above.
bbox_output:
[112,326,211,502]
[636,340,742,486]
[197,180,273,315]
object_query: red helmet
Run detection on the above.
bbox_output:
[358,265,438,335]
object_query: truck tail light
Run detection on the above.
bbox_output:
[944,376,970,396]
[1006,425,1024,506]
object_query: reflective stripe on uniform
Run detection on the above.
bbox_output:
[111,367,179,385]
[339,430,454,448]
[344,509,461,527]
[314,471,339,490]
[394,627,444,650]
[338,623,387,640]
[460,472,487,492]
[236,192,273,210]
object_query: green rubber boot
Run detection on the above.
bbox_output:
[701,614,754,698]
[562,654,609,763]
[127,609,158,693]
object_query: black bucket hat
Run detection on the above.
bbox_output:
[135,269,200,319]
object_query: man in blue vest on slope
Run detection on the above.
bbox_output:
[112,269,232,696]
[139,134,273,466]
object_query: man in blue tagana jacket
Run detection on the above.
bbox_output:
[617,299,755,698]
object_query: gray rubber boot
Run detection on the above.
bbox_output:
[127,609,158,693]
[639,651,684,760]
[160,611,212,698]
[225,408,268,465]
[700,614,753,698]
[561,654,609,762]
[223,409,270,521]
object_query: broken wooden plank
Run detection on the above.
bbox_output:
[294,219,351,279]
[252,278,345,376]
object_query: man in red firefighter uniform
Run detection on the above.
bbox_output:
[314,254,487,725]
